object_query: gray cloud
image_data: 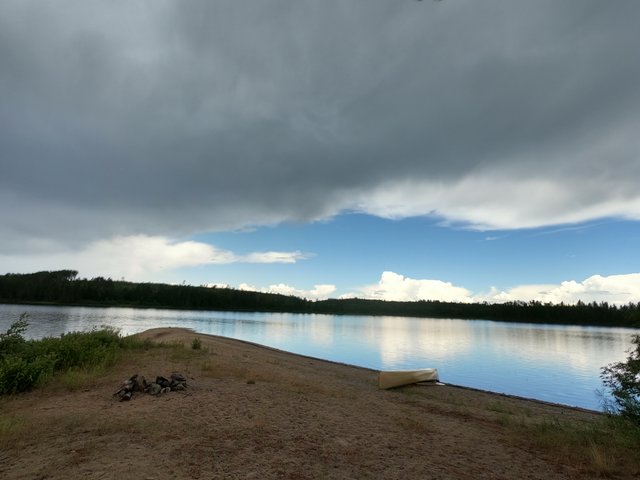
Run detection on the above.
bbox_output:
[2,0,640,251]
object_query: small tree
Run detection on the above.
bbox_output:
[601,335,640,423]
[0,313,29,355]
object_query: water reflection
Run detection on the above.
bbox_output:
[0,303,636,411]
[378,317,476,366]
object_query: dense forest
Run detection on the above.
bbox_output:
[1,270,639,328]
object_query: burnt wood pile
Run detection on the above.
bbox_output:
[114,373,187,401]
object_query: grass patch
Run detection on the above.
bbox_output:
[165,341,207,376]
[485,401,515,415]
[509,415,640,477]
[165,341,206,360]
[201,359,251,380]
[0,415,33,452]
[54,364,110,391]
[0,414,27,437]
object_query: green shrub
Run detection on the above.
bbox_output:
[0,313,29,356]
[601,334,640,424]
[0,315,149,395]
[0,353,57,394]
[52,328,121,371]
[191,338,202,350]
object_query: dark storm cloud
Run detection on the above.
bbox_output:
[2,0,640,250]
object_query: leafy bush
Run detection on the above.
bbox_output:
[0,313,29,356]
[49,328,122,371]
[0,352,57,394]
[0,315,149,395]
[601,335,640,423]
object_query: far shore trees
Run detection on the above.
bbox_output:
[0,271,639,327]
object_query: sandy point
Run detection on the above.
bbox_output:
[0,328,627,480]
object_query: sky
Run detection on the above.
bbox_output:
[1,0,640,305]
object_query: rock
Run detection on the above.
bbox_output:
[134,375,147,392]
[171,373,187,382]
[170,379,187,389]
[172,383,186,391]
[147,383,162,395]
[120,391,132,401]
[114,377,135,399]
[156,376,171,388]
[129,374,147,393]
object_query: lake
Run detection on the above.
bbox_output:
[1,303,637,411]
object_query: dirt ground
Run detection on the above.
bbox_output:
[0,328,633,479]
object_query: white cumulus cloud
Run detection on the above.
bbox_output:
[484,273,640,305]
[346,271,640,306]
[354,171,640,230]
[238,282,336,301]
[0,235,308,282]
[349,271,473,303]
[241,251,309,263]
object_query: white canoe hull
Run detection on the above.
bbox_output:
[378,368,439,389]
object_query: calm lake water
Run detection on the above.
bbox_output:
[1,303,637,411]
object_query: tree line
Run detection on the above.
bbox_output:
[0,270,639,327]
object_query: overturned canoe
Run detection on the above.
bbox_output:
[378,368,439,389]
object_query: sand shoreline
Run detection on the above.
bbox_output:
[0,328,625,479]
[163,327,603,415]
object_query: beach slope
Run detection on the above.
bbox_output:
[0,328,625,479]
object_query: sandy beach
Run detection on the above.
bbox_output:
[0,328,634,479]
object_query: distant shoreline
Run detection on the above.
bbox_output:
[2,270,639,328]
[2,298,640,330]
